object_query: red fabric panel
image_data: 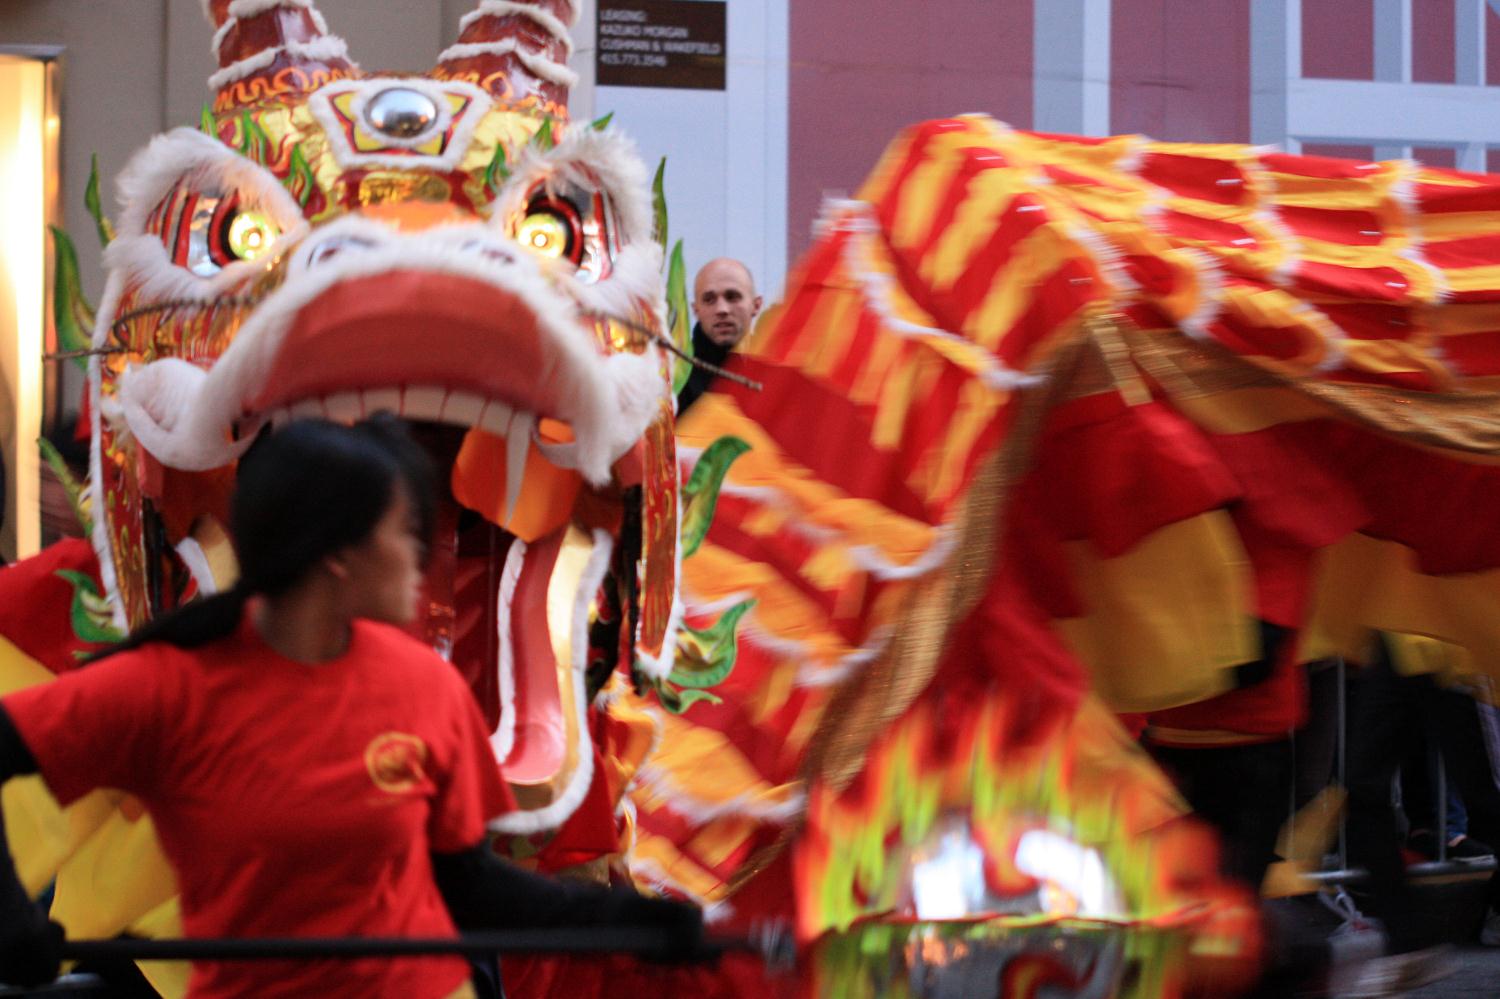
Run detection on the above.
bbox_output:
[1024,395,1240,557]
[1275,205,1386,246]
[1435,328,1500,375]
[1138,152,1251,207]
[1155,209,1262,250]
[1422,232,1500,269]
[1291,260,1413,302]
[1260,152,1378,179]
[0,538,103,674]
[719,356,932,524]
[1318,303,1417,341]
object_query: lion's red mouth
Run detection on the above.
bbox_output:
[248,271,572,420]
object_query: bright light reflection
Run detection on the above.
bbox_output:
[0,56,49,560]
[1014,828,1125,918]
[910,826,987,920]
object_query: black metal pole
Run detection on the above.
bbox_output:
[58,926,760,964]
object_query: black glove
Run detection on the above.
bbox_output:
[603,888,707,961]
[0,904,63,987]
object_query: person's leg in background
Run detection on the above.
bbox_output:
[1343,639,1427,952]
[1294,660,1341,811]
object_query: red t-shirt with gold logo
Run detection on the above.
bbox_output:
[4,614,516,999]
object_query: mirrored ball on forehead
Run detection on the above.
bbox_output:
[365,88,439,139]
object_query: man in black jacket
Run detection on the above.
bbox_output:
[677,257,762,414]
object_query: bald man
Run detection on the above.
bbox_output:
[678,258,763,413]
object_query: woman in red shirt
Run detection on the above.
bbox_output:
[0,417,697,997]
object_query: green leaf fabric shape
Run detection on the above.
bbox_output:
[85,155,114,247]
[670,599,754,689]
[651,157,668,249]
[38,437,90,536]
[485,142,511,196]
[680,435,750,559]
[199,103,216,136]
[287,144,316,208]
[238,112,270,163]
[589,111,615,131]
[532,117,555,152]
[55,570,123,646]
[48,226,96,369]
[666,240,693,393]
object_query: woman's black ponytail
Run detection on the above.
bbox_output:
[91,415,433,662]
[88,585,253,661]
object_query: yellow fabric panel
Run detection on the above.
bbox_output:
[1046,180,1153,226]
[1053,511,1256,712]
[0,636,128,896]
[631,831,728,903]
[1012,131,1141,171]
[0,633,58,696]
[1291,238,1422,271]
[636,710,798,815]
[1144,139,1264,163]
[1302,534,1500,690]
[1340,339,1455,386]
[681,545,844,666]
[685,814,759,872]
[1417,211,1500,242]
[1261,165,1405,209]
[129,897,188,999]
[50,807,178,941]
[1441,264,1500,296]
[1382,633,1500,702]
[2,779,116,898]
[679,393,938,567]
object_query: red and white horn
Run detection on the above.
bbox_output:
[201,0,355,104]
[436,1,578,113]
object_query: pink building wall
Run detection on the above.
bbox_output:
[787,2,1500,267]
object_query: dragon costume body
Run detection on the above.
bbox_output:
[5,3,1500,997]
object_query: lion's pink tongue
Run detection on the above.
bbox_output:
[503,528,566,782]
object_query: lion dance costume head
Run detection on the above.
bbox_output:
[91,0,681,838]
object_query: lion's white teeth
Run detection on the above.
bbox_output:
[442,391,485,426]
[290,397,326,420]
[503,411,535,525]
[362,387,402,417]
[479,399,515,435]
[402,386,448,421]
[322,392,361,421]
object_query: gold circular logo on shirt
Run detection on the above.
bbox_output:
[364,732,429,793]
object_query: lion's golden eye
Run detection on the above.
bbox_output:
[516,209,572,261]
[227,209,278,262]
